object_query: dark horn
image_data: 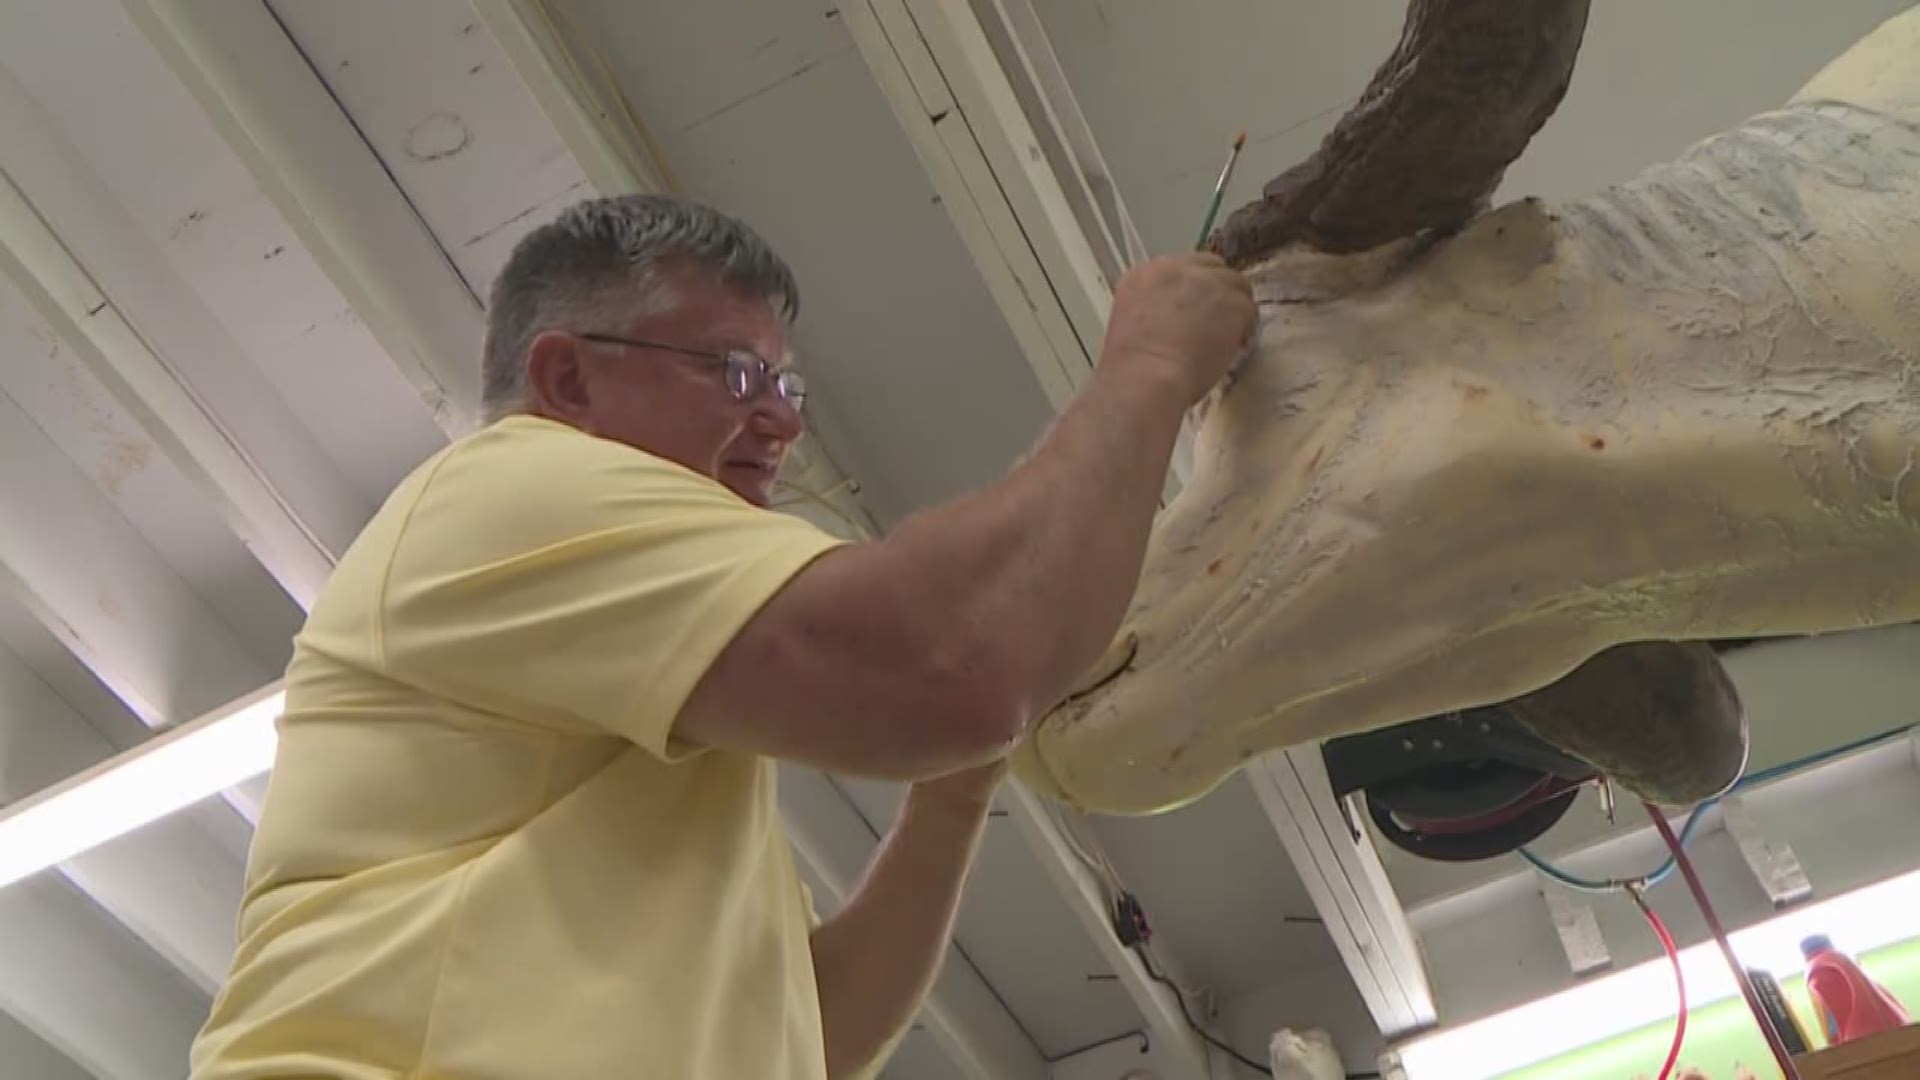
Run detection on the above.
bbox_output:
[1216,0,1592,265]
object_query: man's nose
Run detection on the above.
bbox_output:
[749,392,805,440]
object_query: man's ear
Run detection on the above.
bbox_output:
[525,330,591,420]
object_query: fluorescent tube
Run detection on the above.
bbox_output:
[0,686,283,889]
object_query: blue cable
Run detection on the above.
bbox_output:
[1520,721,1916,893]
[1520,803,1708,893]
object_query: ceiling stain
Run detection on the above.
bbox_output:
[97,438,151,496]
[169,208,206,240]
[404,112,473,162]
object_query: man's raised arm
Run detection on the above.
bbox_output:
[675,253,1255,778]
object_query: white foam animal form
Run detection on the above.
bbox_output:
[1016,4,1920,813]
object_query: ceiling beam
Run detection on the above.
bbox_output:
[969,0,1150,281]
[0,382,262,1004]
[0,64,358,605]
[119,0,484,433]
[839,0,1102,414]
[0,387,279,731]
[0,872,210,1080]
[1244,748,1438,1039]
[468,0,677,197]
[0,1007,92,1080]
[837,0,1198,493]
[0,636,240,992]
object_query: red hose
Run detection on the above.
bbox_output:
[1630,885,1688,1080]
[1646,802,1801,1079]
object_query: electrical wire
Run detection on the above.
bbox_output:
[1134,944,1276,1075]
[1130,938,1379,1079]
[771,476,870,539]
[1646,803,1800,1080]
[1627,884,1688,1080]
[1736,721,1916,787]
[1075,811,1126,894]
[535,0,684,193]
[1049,802,1124,897]
[1521,721,1916,892]
[1519,802,1709,893]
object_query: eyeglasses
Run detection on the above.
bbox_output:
[575,332,807,411]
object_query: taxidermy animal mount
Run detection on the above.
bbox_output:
[1014,2,1920,814]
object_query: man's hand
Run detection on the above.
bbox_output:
[811,756,1006,1078]
[1100,253,1256,405]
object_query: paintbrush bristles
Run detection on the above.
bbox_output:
[1196,130,1248,249]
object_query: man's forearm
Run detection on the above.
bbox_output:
[879,358,1190,712]
[680,360,1195,779]
[809,773,997,1079]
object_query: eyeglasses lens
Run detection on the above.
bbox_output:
[725,352,806,410]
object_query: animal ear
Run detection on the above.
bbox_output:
[1217,0,1592,265]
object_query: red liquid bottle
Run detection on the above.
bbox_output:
[1801,934,1910,1047]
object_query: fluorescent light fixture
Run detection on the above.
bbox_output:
[1396,866,1920,1080]
[0,685,284,889]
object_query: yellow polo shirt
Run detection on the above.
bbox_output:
[191,415,847,1079]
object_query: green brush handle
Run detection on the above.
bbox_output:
[1195,190,1227,251]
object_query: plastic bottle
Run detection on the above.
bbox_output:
[1801,934,1911,1047]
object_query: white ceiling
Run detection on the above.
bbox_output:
[1033,0,1917,253]
[561,0,1064,521]
[1,3,1917,1079]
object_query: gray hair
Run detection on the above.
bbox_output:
[480,194,800,420]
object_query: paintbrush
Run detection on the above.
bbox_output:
[1195,129,1247,250]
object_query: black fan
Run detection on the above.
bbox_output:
[1322,706,1596,862]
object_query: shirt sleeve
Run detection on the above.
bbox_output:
[375,419,848,758]
[797,878,822,932]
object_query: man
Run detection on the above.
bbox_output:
[191,194,1253,1078]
